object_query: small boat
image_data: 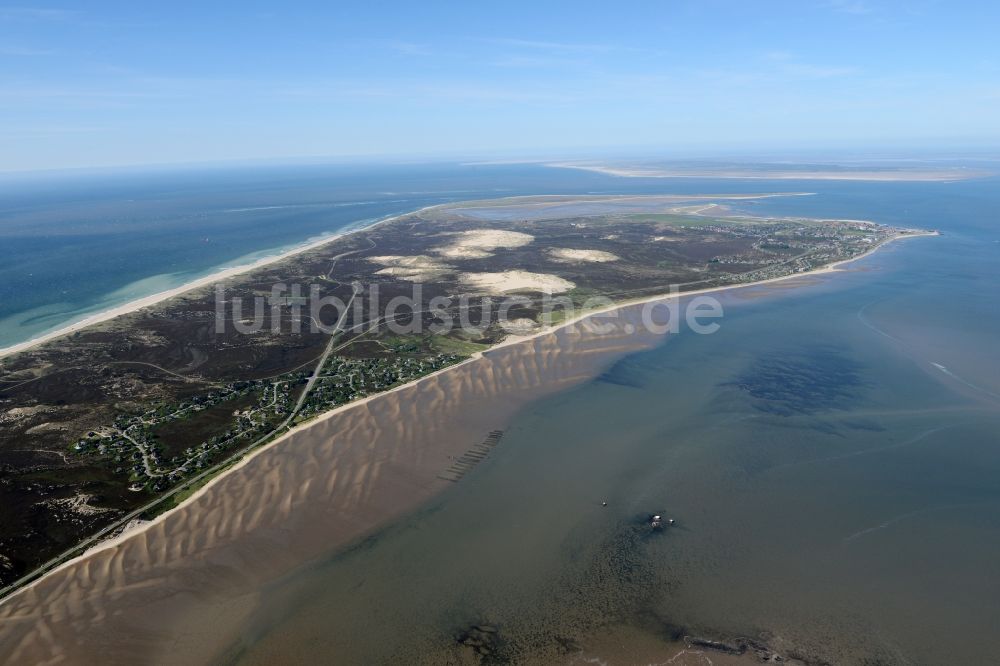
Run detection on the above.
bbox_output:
[650,514,675,530]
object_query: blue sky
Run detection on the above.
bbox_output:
[1,0,998,171]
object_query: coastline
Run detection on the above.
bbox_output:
[482,228,938,359]
[0,205,444,360]
[0,227,936,628]
[0,191,823,360]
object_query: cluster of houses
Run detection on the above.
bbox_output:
[710,221,891,283]
[299,352,462,417]
[72,378,297,491]
[72,350,463,492]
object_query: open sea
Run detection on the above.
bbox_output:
[4,162,1000,663]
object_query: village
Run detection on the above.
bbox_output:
[71,351,463,491]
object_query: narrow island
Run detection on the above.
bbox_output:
[0,193,933,598]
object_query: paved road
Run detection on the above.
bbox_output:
[288,284,359,421]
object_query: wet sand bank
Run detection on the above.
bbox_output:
[0,299,671,664]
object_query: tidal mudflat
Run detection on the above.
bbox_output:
[219,179,1000,664]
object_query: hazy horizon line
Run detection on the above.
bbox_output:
[2,143,1000,179]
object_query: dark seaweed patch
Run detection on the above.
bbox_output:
[454,623,507,664]
[596,358,646,389]
[726,346,867,415]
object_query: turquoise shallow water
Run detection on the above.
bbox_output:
[215,176,1000,664]
[0,162,590,348]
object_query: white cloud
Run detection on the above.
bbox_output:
[782,63,859,79]
[483,37,614,53]
[0,45,57,56]
[379,40,434,56]
[0,6,79,21]
[761,51,859,79]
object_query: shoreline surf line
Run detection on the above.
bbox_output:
[0,226,936,609]
[0,205,450,360]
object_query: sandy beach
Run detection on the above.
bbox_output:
[0,225,937,664]
[0,205,451,360]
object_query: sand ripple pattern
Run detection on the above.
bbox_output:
[0,303,671,665]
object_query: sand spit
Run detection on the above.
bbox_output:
[548,248,620,263]
[434,229,534,259]
[548,162,986,182]
[459,270,575,294]
[0,299,670,665]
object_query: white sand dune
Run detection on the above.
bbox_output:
[459,270,575,294]
[548,248,620,263]
[368,255,452,281]
[434,229,534,259]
